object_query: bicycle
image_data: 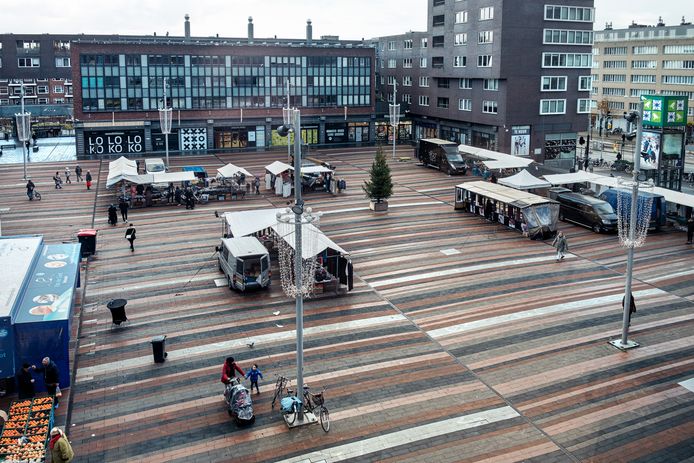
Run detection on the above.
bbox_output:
[28,190,42,201]
[285,384,330,432]
[271,375,289,410]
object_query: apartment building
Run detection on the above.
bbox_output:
[375,0,594,167]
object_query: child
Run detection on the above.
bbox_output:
[245,364,263,394]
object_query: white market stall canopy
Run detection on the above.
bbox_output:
[106,156,138,187]
[483,158,535,170]
[265,161,294,176]
[543,171,602,185]
[217,163,253,179]
[458,144,532,161]
[106,170,196,188]
[498,169,551,190]
[300,165,334,175]
[224,208,347,259]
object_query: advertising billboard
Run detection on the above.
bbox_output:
[640,131,661,170]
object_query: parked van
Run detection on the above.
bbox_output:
[145,158,167,175]
[599,189,666,231]
[417,138,466,175]
[217,237,270,291]
[556,192,618,233]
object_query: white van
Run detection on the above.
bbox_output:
[217,237,270,291]
[145,158,167,175]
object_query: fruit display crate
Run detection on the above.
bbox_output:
[0,397,54,462]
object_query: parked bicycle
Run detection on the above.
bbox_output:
[271,375,289,410]
[274,375,330,432]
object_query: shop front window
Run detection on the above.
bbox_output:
[544,133,576,160]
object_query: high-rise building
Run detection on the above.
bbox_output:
[374,0,594,168]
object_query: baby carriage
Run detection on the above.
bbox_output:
[224,379,255,425]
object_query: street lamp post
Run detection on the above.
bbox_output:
[15,83,31,181]
[388,81,400,160]
[286,80,292,163]
[158,77,173,169]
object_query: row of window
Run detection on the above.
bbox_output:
[544,5,594,22]
[415,95,498,113]
[0,85,67,95]
[432,6,494,27]
[543,28,593,45]
[388,54,493,69]
[596,60,694,69]
[14,40,71,51]
[11,57,71,68]
[596,45,694,55]
[540,98,592,114]
[541,75,592,92]
[594,75,694,86]
[0,97,69,105]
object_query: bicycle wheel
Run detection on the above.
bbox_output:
[34,192,41,201]
[286,405,298,425]
[319,406,330,432]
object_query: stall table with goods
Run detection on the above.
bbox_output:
[0,397,54,462]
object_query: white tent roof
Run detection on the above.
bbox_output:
[217,163,253,179]
[265,161,294,176]
[106,156,139,187]
[543,172,602,185]
[300,165,334,175]
[458,144,532,161]
[483,158,534,169]
[221,237,268,257]
[106,170,196,187]
[224,208,347,258]
[498,169,551,190]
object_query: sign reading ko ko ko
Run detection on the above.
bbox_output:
[86,130,145,154]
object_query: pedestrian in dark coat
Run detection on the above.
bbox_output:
[254,177,260,195]
[75,164,83,182]
[622,292,636,326]
[53,172,63,189]
[33,357,60,406]
[118,199,129,222]
[125,224,136,252]
[26,180,35,200]
[687,215,694,245]
[16,363,35,399]
[174,186,182,205]
[108,205,118,226]
[85,171,93,190]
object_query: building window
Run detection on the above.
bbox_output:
[459,78,472,89]
[478,31,494,44]
[403,58,413,68]
[438,78,450,88]
[602,87,625,96]
[602,74,626,82]
[630,88,656,97]
[458,98,472,111]
[662,75,694,85]
[542,53,592,68]
[541,76,567,91]
[37,98,49,104]
[577,98,591,113]
[54,85,64,94]
[437,97,449,108]
[477,55,492,67]
[484,79,499,91]
[603,47,628,55]
[432,57,444,68]
[433,15,445,27]
[16,40,40,50]
[387,59,397,68]
[540,99,566,114]
[419,95,429,106]
[403,94,411,104]
[578,76,592,91]
[18,58,40,68]
[55,57,71,67]
[479,7,494,20]
[663,45,694,54]
[53,40,70,51]
[388,41,396,51]
[544,5,594,22]
[433,0,445,5]
[37,85,48,94]
[404,39,413,49]
[454,56,467,67]
[421,37,428,48]
[0,87,7,95]
[607,101,625,111]
[482,100,498,114]
[632,46,658,54]
[433,36,445,47]
[543,29,593,45]
[419,76,429,87]
[420,57,427,68]
[602,60,627,69]
[455,11,468,23]
[631,74,656,83]
[663,60,694,69]
[454,33,467,46]
[632,60,657,69]
[403,75,412,86]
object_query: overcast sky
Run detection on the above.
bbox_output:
[1,0,691,39]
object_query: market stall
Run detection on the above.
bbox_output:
[217,163,253,181]
[265,161,294,197]
[300,165,335,193]
[498,169,551,194]
[0,397,55,462]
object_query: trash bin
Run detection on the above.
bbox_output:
[77,228,98,257]
[151,335,167,363]
[106,299,128,326]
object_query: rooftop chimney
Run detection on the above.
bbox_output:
[306,19,313,45]
[248,17,254,43]
[184,14,190,40]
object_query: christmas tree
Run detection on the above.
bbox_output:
[362,144,393,203]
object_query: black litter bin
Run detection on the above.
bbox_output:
[151,335,167,363]
[106,299,128,326]
[77,228,98,257]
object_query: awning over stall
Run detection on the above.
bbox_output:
[265,161,294,176]
[543,171,602,185]
[217,163,253,179]
[107,171,196,187]
[498,169,551,190]
[482,158,535,169]
[456,181,555,207]
[106,156,139,187]
[300,165,334,175]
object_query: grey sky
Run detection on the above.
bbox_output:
[1,1,691,39]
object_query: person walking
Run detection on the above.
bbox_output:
[108,204,118,226]
[75,164,83,182]
[52,172,63,189]
[64,167,72,184]
[16,363,36,399]
[552,231,568,262]
[254,176,260,195]
[686,215,694,245]
[26,179,35,200]
[174,186,182,206]
[118,199,129,222]
[244,363,263,395]
[49,428,74,463]
[85,171,93,190]
[622,292,636,327]
[32,357,60,407]
[125,223,136,252]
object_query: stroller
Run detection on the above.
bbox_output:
[224,379,255,425]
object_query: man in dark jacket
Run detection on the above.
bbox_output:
[119,199,129,222]
[622,292,636,327]
[686,215,694,245]
[125,224,136,252]
[16,363,35,399]
[33,357,60,407]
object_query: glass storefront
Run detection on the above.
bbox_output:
[325,123,347,143]
[85,129,145,155]
[544,133,576,162]
[472,130,497,150]
[152,129,179,152]
[348,122,369,143]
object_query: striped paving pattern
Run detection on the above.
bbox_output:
[1,147,692,462]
